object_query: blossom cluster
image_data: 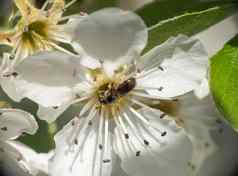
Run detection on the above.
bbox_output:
[0,1,224,176]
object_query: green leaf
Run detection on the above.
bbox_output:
[136,0,238,52]
[210,35,238,130]
[0,87,55,152]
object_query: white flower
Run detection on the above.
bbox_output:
[1,8,214,176]
[2,141,54,176]
[0,108,39,175]
[0,0,85,64]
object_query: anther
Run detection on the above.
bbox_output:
[158,86,164,91]
[53,106,59,109]
[75,93,80,98]
[88,121,93,126]
[136,151,141,157]
[6,38,11,43]
[9,55,14,60]
[161,131,167,137]
[144,140,149,146]
[103,159,111,163]
[158,66,164,71]
[160,113,166,119]
[71,120,75,126]
[1,127,7,131]
[99,144,103,150]
[12,72,18,77]
[74,139,78,145]
[124,133,129,139]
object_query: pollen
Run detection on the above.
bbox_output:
[86,67,136,119]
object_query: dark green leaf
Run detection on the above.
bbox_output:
[136,0,238,52]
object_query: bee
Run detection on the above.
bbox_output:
[98,77,136,105]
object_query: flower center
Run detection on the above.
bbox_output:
[17,19,52,51]
[27,20,49,38]
[21,20,49,40]
[97,78,136,105]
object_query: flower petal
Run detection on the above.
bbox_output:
[194,78,210,99]
[0,141,32,176]
[0,141,51,176]
[0,53,23,102]
[7,51,84,107]
[113,108,190,176]
[177,94,219,175]
[138,35,192,71]
[48,0,65,21]
[137,35,208,98]
[200,122,238,176]
[50,117,113,176]
[37,103,71,123]
[0,109,38,141]
[71,8,147,72]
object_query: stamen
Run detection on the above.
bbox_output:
[103,117,111,164]
[10,38,22,67]
[71,95,92,106]
[135,67,158,79]
[92,110,104,176]
[41,0,51,10]
[139,122,164,146]
[131,91,172,100]
[69,107,98,171]
[128,107,150,126]
[128,107,167,137]
[67,105,97,146]
[122,112,152,155]
[114,126,130,158]
[134,86,164,91]
[32,31,77,56]
[114,112,134,158]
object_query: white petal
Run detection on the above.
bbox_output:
[138,34,195,71]
[0,53,22,102]
[11,51,84,107]
[194,78,210,99]
[5,141,52,176]
[71,42,101,69]
[177,94,219,175]
[113,108,190,176]
[50,117,113,176]
[0,109,38,141]
[1,78,23,102]
[71,8,147,71]
[200,122,238,176]
[0,141,32,176]
[37,103,71,123]
[137,35,208,98]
